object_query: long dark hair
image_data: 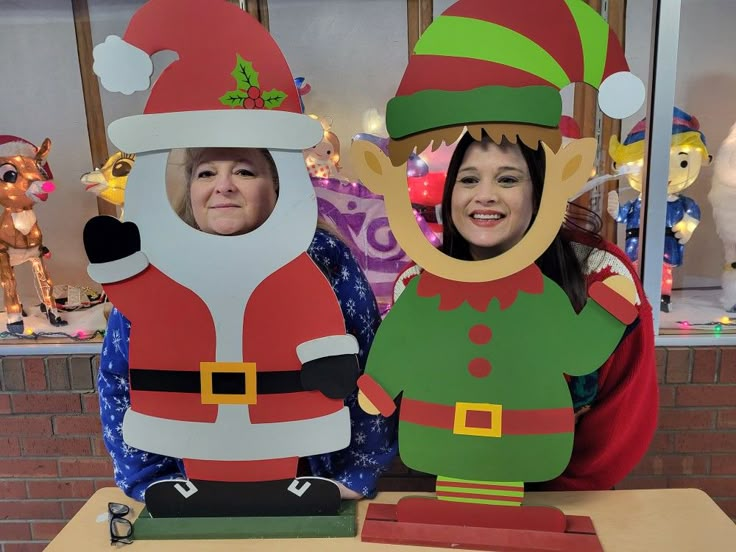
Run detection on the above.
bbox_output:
[440,132,601,311]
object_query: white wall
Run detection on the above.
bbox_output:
[268,0,408,179]
[0,1,99,306]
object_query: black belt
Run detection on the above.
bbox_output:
[129,368,304,395]
[626,227,675,239]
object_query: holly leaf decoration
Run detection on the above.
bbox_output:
[262,89,288,109]
[219,90,247,108]
[231,54,259,89]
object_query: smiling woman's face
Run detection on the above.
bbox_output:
[450,141,534,260]
[189,148,277,236]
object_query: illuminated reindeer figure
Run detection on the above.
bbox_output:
[0,136,66,333]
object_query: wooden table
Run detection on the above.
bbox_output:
[46,487,735,551]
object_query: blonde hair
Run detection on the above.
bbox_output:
[177,148,279,229]
[609,131,710,166]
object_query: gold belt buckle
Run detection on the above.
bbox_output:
[453,402,502,437]
[200,362,257,405]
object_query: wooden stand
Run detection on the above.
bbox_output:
[362,497,604,552]
[133,500,356,540]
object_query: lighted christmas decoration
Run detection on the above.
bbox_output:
[0,135,66,333]
[676,317,735,331]
[313,175,440,316]
[293,76,312,113]
[351,0,645,548]
[304,117,342,179]
[304,121,439,314]
[407,171,445,234]
[608,107,711,312]
[81,151,135,214]
[708,121,736,313]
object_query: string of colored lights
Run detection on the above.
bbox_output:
[677,316,736,332]
[0,329,104,341]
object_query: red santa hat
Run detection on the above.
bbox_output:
[92,0,321,153]
[0,135,53,179]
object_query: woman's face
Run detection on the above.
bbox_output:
[450,141,534,260]
[189,148,277,236]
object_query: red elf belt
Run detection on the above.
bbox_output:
[401,398,574,437]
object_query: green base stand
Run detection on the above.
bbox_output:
[132,501,357,540]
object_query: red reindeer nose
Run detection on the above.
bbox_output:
[41,181,55,193]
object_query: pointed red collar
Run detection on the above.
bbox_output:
[416,264,544,312]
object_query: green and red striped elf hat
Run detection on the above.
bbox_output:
[386,0,644,148]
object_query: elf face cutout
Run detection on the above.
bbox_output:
[351,136,596,282]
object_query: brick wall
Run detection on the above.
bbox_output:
[0,355,113,552]
[617,347,736,520]
[1,347,734,549]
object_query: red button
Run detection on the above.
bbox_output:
[468,324,492,344]
[468,358,492,378]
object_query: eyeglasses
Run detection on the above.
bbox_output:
[108,502,134,545]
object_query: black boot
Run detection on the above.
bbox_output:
[7,320,24,334]
[660,295,671,313]
[144,477,342,518]
[46,309,67,326]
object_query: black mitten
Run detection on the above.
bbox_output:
[83,216,141,264]
[301,354,360,400]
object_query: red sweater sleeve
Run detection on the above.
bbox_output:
[539,241,659,491]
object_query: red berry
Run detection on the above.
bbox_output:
[247,86,261,99]
[255,97,264,108]
[244,98,256,109]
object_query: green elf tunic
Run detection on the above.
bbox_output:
[358,264,636,485]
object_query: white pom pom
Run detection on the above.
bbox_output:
[93,36,153,95]
[598,71,645,119]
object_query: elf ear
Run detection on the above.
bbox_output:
[350,140,403,196]
[555,138,597,199]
